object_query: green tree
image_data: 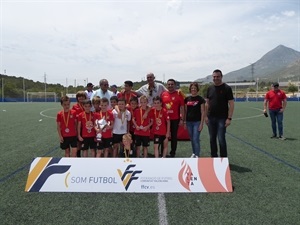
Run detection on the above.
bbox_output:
[288,84,298,96]
[200,84,210,97]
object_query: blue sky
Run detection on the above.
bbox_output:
[0,0,299,87]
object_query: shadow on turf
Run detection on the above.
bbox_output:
[229,164,252,173]
[284,137,297,141]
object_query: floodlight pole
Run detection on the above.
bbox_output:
[1,77,4,102]
[2,69,6,102]
[23,77,25,102]
[256,78,259,102]
[234,78,237,100]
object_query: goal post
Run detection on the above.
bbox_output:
[27,92,57,102]
[246,92,266,102]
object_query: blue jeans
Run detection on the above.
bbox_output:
[186,121,201,156]
[207,116,227,157]
[269,109,284,136]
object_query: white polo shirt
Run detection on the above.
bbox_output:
[136,82,167,106]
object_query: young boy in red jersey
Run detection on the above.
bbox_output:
[112,98,131,157]
[128,96,139,156]
[56,96,78,157]
[117,80,137,108]
[94,97,114,157]
[151,96,170,158]
[72,91,87,115]
[132,95,153,158]
[92,96,101,114]
[110,96,118,111]
[72,91,87,157]
[77,100,96,157]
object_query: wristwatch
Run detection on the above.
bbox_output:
[227,118,232,120]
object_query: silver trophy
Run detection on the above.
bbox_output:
[96,118,108,141]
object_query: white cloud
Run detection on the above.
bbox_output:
[1,1,299,86]
[282,10,295,17]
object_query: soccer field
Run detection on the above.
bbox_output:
[0,102,299,225]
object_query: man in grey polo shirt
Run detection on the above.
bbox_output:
[136,73,167,106]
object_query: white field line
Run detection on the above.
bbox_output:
[233,107,264,121]
[40,108,57,119]
[158,193,168,225]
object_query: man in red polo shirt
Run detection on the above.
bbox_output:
[161,79,185,157]
[263,82,287,140]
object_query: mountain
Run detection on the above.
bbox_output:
[197,45,300,83]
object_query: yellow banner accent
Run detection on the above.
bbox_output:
[25,157,52,191]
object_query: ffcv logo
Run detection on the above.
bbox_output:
[117,164,142,191]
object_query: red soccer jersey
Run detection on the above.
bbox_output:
[72,103,84,117]
[133,107,152,136]
[151,108,169,136]
[128,106,138,132]
[56,109,77,137]
[117,92,137,105]
[94,110,114,138]
[78,111,96,138]
[161,90,184,120]
[265,89,287,110]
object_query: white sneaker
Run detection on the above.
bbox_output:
[278,136,286,140]
[190,154,195,158]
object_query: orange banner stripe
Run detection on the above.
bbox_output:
[25,157,52,192]
[198,158,227,192]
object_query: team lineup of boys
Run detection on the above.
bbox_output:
[57,70,236,158]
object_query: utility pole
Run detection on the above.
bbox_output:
[256,78,259,102]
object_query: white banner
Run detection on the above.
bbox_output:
[25,157,232,193]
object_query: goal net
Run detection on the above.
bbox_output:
[27,92,57,102]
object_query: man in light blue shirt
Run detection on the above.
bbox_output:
[91,79,113,108]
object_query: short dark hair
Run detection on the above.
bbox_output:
[189,82,199,92]
[153,96,162,103]
[130,96,138,103]
[100,97,109,104]
[118,98,126,103]
[110,96,118,102]
[60,96,70,105]
[82,99,92,106]
[167,79,176,84]
[124,80,133,87]
[213,69,223,76]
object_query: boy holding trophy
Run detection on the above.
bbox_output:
[94,98,114,158]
